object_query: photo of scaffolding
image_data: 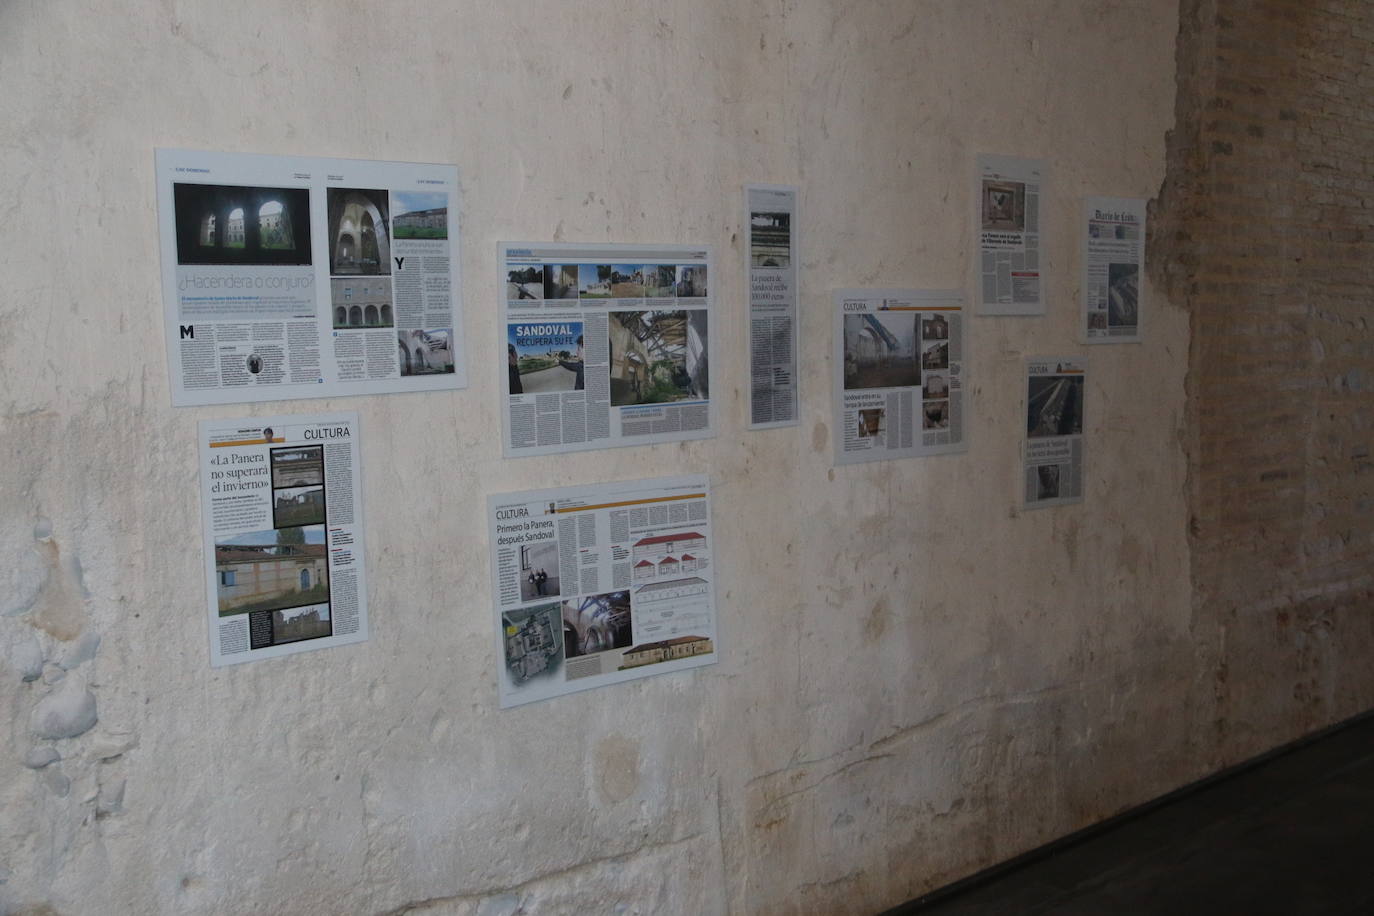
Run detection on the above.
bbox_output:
[843,312,920,391]
[609,310,708,406]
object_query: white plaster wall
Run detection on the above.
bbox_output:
[0,1,1187,913]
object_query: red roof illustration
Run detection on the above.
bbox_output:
[681,554,695,561]
[634,560,654,568]
[659,556,677,566]
[634,532,704,548]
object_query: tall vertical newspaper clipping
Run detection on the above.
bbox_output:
[1082,196,1145,343]
[833,289,967,464]
[1023,358,1086,508]
[199,413,369,666]
[157,149,466,406]
[500,243,715,457]
[746,184,800,429]
[977,154,1046,316]
[488,476,717,708]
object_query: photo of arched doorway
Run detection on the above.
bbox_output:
[326,188,391,275]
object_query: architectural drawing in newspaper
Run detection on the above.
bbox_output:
[157,149,466,406]
[1082,196,1145,343]
[488,476,717,708]
[500,243,714,457]
[746,184,800,429]
[977,154,1046,316]
[198,412,369,666]
[1023,358,1086,508]
[832,289,967,465]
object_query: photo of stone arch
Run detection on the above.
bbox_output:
[327,188,391,276]
[330,278,394,329]
[173,183,312,266]
[397,328,455,376]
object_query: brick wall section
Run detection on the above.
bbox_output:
[1154,0,1374,763]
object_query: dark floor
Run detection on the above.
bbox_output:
[887,713,1374,915]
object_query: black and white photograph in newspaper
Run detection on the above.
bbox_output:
[750,211,791,268]
[518,541,560,602]
[1027,373,1084,438]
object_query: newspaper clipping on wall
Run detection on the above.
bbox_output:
[977,154,1046,316]
[157,149,466,407]
[488,475,717,708]
[198,412,368,666]
[1023,358,1086,509]
[500,243,714,457]
[1082,196,1145,343]
[833,289,966,464]
[746,184,799,429]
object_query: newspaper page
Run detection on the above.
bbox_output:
[488,475,717,708]
[977,154,1046,316]
[500,243,714,457]
[746,184,800,429]
[833,289,967,464]
[199,412,369,666]
[1082,196,1145,343]
[1023,358,1086,509]
[157,149,466,407]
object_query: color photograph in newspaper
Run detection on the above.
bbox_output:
[488,475,717,708]
[746,183,800,429]
[1022,358,1087,509]
[156,149,467,406]
[199,412,368,666]
[976,154,1046,316]
[499,242,714,458]
[1082,196,1145,343]
[832,289,967,465]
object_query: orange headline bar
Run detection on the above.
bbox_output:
[210,437,281,447]
[560,493,703,513]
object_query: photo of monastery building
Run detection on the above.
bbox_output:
[272,484,325,528]
[618,635,714,670]
[271,605,331,644]
[393,207,447,238]
[331,278,394,329]
[271,446,324,489]
[634,577,709,603]
[215,536,329,617]
[631,531,706,561]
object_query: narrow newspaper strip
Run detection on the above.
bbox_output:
[488,475,717,708]
[746,184,800,429]
[832,289,967,464]
[199,412,369,666]
[1081,196,1145,343]
[500,243,715,457]
[157,149,466,406]
[976,154,1046,316]
[1022,358,1086,508]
